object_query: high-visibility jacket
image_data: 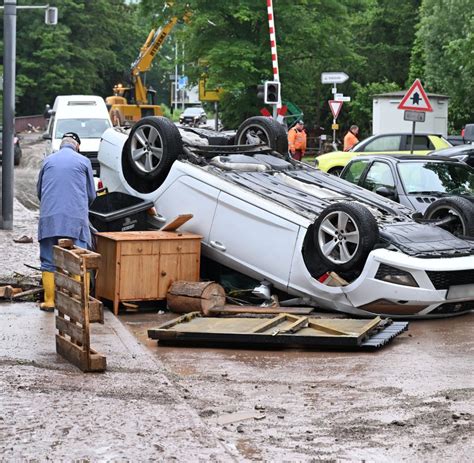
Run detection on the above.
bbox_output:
[288,127,307,153]
[343,132,359,151]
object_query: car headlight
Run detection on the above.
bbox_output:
[374,264,418,287]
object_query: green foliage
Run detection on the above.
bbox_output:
[2,0,144,115]
[348,81,400,136]
[410,0,474,130]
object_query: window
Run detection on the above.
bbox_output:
[401,135,433,151]
[361,136,401,152]
[341,160,370,185]
[362,162,396,192]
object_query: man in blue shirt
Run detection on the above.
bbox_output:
[37,132,96,311]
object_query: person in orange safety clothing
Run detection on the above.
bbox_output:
[288,120,307,161]
[343,125,359,151]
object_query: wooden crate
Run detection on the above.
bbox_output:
[95,231,202,315]
[54,240,106,373]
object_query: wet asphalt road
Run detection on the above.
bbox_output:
[0,132,473,460]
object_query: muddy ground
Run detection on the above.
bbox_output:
[0,132,472,461]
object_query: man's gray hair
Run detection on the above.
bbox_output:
[60,137,79,150]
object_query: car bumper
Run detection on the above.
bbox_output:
[291,247,474,318]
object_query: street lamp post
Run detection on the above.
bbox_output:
[1,0,17,230]
[1,2,57,230]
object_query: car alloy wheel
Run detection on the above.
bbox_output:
[318,210,360,264]
[130,123,164,174]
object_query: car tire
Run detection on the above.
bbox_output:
[328,166,343,176]
[122,117,182,194]
[313,202,379,272]
[235,116,288,155]
[423,196,474,237]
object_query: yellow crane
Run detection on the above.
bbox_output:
[107,10,191,126]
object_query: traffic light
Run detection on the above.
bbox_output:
[264,81,280,105]
[257,84,265,100]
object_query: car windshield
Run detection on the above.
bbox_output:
[398,162,474,195]
[183,108,203,116]
[55,118,111,139]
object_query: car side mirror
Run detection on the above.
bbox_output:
[375,186,397,199]
[42,132,52,140]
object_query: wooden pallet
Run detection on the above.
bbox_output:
[54,239,106,372]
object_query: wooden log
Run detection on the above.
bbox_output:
[167,281,226,315]
[11,287,43,300]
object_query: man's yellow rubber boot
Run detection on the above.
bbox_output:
[40,271,55,312]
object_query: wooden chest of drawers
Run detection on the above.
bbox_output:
[95,231,202,315]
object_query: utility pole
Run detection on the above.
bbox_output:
[174,41,178,112]
[1,2,57,230]
[1,0,17,230]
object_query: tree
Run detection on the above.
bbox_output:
[141,0,359,128]
[0,0,144,116]
[410,0,474,131]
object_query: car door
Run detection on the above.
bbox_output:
[340,159,371,185]
[401,135,433,153]
[357,135,402,153]
[208,191,300,288]
[359,161,398,201]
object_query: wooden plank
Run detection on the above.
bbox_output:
[53,246,83,275]
[89,353,107,372]
[81,253,101,270]
[209,306,314,315]
[58,238,74,249]
[56,334,88,372]
[307,320,352,336]
[161,214,193,232]
[89,297,104,324]
[250,314,288,334]
[96,231,202,242]
[56,291,85,325]
[279,316,309,334]
[56,335,106,372]
[56,316,84,344]
[55,272,82,298]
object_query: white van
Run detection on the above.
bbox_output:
[43,95,112,175]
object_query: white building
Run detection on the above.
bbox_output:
[372,91,449,137]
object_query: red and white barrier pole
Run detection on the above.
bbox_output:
[267,0,281,113]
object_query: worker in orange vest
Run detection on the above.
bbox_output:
[288,120,307,161]
[343,125,359,151]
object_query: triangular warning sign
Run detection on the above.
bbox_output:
[328,100,343,119]
[398,79,433,112]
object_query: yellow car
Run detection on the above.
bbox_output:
[306,133,451,175]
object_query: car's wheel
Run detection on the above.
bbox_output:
[313,202,379,272]
[328,166,343,176]
[235,116,288,155]
[423,196,474,237]
[122,117,182,194]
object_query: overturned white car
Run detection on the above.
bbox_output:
[98,116,474,318]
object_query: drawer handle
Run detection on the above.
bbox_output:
[161,271,167,276]
[137,248,143,253]
[177,245,182,251]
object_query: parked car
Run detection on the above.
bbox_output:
[340,155,474,237]
[0,127,22,166]
[179,107,207,127]
[98,116,474,319]
[310,132,451,176]
[42,95,112,176]
[447,123,474,146]
[429,143,474,168]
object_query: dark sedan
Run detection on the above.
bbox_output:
[429,143,474,168]
[341,154,474,237]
